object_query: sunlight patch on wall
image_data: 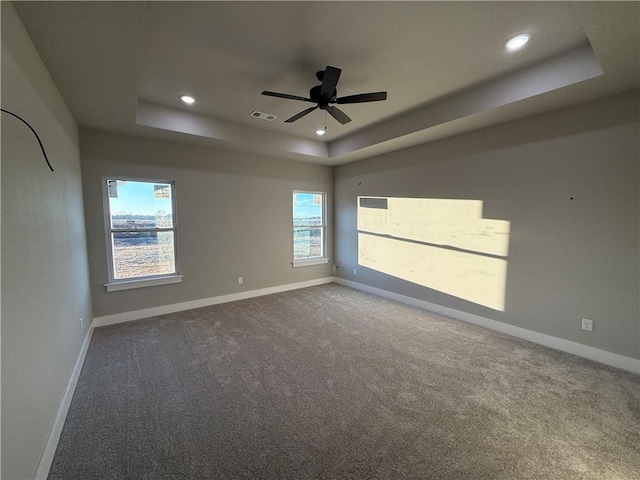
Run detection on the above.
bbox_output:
[357,197,510,311]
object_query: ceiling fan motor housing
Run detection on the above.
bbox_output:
[310,84,336,108]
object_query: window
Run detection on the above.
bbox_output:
[292,191,328,266]
[103,178,181,291]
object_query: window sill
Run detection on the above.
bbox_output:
[292,258,329,268]
[105,275,183,292]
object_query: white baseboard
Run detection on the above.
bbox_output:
[335,278,640,374]
[34,324,95,480]
[94,277,335,327]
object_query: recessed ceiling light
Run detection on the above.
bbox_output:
[315,129,326,136]
[505,34,531,51]
[180,95,196,104]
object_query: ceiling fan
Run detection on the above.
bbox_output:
[262,66,387,125]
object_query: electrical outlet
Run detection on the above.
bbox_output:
[238,276,243,285]
[581,318,593,332]
[353,268,357,275]
[80,317,84,329]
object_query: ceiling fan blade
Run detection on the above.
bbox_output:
[326,106,352,125]
[321,66,341,98]
[262,91,314,103]
[336,91,387,104]
[285,106,318,123]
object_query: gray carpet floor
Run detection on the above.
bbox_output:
[49,284,639,479]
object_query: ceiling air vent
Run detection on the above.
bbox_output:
[250,111,277,121]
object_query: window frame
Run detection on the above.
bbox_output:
[292,190,329,267]
[102,176,182,291]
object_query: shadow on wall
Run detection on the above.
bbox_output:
[357,197,510,311]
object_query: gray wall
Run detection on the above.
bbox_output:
[334,91,640,359]
[1,3,93,478]
[81,130,333,317]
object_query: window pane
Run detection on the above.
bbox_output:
[294,227,323,260]
[108,180,173,229]
[112,231,176,279]
[293,192,323,227]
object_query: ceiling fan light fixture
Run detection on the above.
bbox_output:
[505,34,531,51]
[180,95,196,104]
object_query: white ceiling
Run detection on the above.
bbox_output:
[12,1,640,165]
